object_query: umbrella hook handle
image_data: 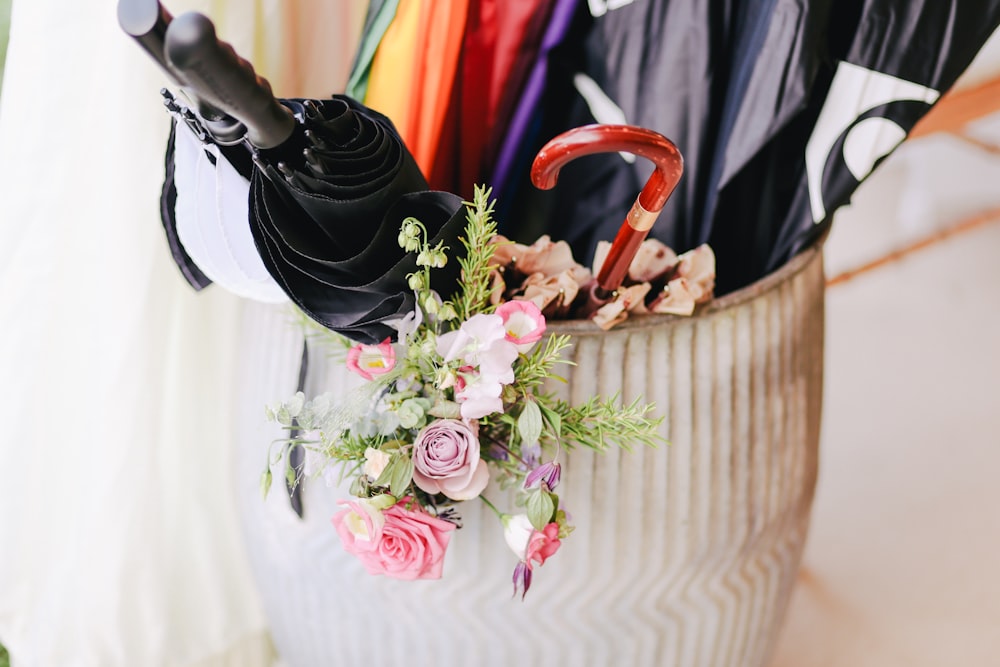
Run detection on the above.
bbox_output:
[531,124,684,295]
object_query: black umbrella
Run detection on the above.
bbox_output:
[123,2,471,516]
[119,0,250,290]
[522,0,1000,294]
[139,7,468,344]
[243,96,465,344]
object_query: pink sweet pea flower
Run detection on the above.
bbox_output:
[437,315,519,418]
[526,522,562,567]
[436,313,505,363]
[455,371,504,420]
[346,338,396,381]
[503,514,563,599]
[496,300,546,351]
[436,314,518,382]
[333,498,456,580]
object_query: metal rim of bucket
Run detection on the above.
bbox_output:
[546,235,826,336]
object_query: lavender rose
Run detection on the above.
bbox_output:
[412,419,490,501]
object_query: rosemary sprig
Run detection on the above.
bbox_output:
[448,185,499,322]
[548,394,665,452]
[514,334,574,394]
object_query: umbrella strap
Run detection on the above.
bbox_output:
[286,340,309,518]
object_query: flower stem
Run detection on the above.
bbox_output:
[485,436,529,467]
[478,494,503,519]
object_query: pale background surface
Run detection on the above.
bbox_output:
[773,28,1000,667]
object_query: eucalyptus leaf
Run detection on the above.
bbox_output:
[389,456,414,497]
[296,409,315,431]
[286,391,305,417]
[428,400,461,419]
[349,475,369,497]
[526,488,555,531]
[539,403,562,439]
[373,457,397,488]
[518,400,543,445]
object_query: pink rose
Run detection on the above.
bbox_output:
[346,338,395,381]
[412,419,490,500]
[332,499,456,580]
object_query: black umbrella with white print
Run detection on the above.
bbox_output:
[121,0,470,517]
[122,1,469,343]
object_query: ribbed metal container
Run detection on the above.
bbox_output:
[234,238,825,667]
[539,237,825,666]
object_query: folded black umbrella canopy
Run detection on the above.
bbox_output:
[244,95,465,344]
[123,2,466,344]
[121,1,472,515]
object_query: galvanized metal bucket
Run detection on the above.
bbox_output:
[234,237,825,667]
[540,236,825,666]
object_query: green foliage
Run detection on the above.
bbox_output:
[517,400,543,446]
[259,469,273,499]
[374,452,415,498]
[526,488,557,530]
[261,185,665,594]
[447,185,499,322]
[550,394,665,452]
[514,334,573,394]
[0,0,11,95]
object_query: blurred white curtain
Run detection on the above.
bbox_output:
[0,1,366,665]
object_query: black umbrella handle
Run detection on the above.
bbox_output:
[118,0,175,80]
[117,0,234,126]
[164,12,296,150]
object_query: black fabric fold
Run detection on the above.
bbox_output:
[248,96,467,343]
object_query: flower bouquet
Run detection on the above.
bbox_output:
[263,187,665,597]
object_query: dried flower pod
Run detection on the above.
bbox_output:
[592,283,651,330]
[648,278,697,316]
[674,244,716,304]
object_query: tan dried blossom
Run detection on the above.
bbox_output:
[487,267,506,306]
[592,283,651,330]
[491,233,714,328]
[648,278,697,316]
[513,235,581,276]
[488,235,526,268]
[592,241,611,278]
[674,244,715,304]
[593,238,681,283]
[628,239,679,283]
[519,266,592,317]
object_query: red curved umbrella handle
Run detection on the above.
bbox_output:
[531,124,684,294]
